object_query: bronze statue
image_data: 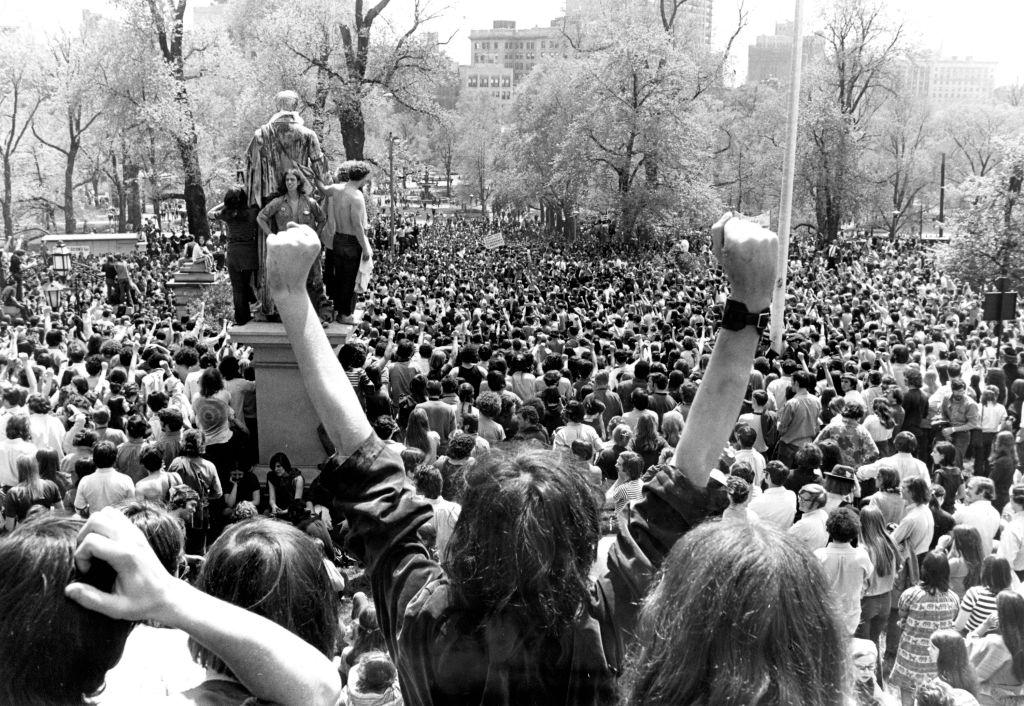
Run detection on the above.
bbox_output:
[244,91,330,319]
[244,91,328,208]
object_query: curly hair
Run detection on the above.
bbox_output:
[476,392,502,419]
[445,449,600,641]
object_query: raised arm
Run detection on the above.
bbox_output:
[65,509,341,706]
[266,225,373,456]
[672,214,778,487]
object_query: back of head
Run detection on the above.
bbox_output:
[447,449,600,640]
[116,500,185,575]
[982,555,1014,594]
[0,516,133,704]
[189,518,339,677]
[628,521,846,704]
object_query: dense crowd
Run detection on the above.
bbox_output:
[0,200,1023,706]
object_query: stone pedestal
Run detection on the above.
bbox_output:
[167,261,217,320]
[229,321,353,481]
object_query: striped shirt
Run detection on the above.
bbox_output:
[607,479,643,515]
[960,586,999,632]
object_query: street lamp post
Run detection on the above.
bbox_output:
[389,132,397,251]
[51,244,73,275]
[42,280,65,311]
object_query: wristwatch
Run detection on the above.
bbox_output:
[721,299,770,333]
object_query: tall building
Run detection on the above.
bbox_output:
[468,20,572,84]
[895,55,997,104]
[677,0,713,46]
[746,21,825,84]
[458,64,516,104]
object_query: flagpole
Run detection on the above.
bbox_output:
[770,0,806,354]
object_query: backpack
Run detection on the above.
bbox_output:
[169,457,211,529]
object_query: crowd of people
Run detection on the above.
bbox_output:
[0,195,1022,705]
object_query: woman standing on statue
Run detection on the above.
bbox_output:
[209,185,259,325]
[256,168,325,318]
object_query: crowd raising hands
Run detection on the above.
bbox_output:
[2,207,1024,705]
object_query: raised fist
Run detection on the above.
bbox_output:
[266,224,320,296]
[711,213,779,313]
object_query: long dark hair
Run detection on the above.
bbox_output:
[627,521,847,704]
[860,506,899,578]
[220,185,251,221]
[404,408,432,455]
[276,167,309,196]
[931,628,979,696]
[997,591,1024,682]
[920,550,951,595]
[198,367,224,398]
[189,518,339,678]
[445,449,600,641]
[0,516,134,704]
[950,525,984,591]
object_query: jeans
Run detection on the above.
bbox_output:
[857,592,892,645]
[950,430,971,467]
[857,592,892,683]
[330,235,363,317]
[974,431,996,476]
[227,266,256,325]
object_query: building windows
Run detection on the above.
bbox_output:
[491,76,500,87]
[501,76,511,87]
[468,76,477,87]
[501,91,511,100]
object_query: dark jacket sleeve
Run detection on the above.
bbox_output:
[323,434,441,656]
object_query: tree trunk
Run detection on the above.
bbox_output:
[125,158,142,231]
[91,172,100,207]
[562,204,575,241]
[176,134,209,239]
[63,140,79,234]
[338,101,365,160]
[478,171,487,216]
[1,156,12,245]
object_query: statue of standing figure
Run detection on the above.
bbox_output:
[245,90,330,319]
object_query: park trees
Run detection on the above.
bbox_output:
[865,96,936,238]
[249,0,451,162]
[493,60,590,237]
[566,0,730,239]
[940,103,1024,182]
[712,80,787,215]
[30,14,109,234]
[799,0,904,243]
[939,136,1024,291]
[117,0,211,240]
[0,31,44,243]
[454,95,502,216]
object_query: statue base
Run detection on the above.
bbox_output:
[229,319,356,483]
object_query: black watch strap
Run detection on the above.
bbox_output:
[721,299,770,333]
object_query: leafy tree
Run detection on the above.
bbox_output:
[941,103,1024,181]
[30,15,109,234]
[454,95,501,216]
[865,96,935,237]
[799,0,904,243]
[119,0,211,240]
[253,0,451,161]
[712,80,786,214]
[939,136,1024,291]
[0,31,44,243]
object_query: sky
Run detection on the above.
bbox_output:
[7,0,1023,85]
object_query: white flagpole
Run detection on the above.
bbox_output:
[770,0,806,354]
